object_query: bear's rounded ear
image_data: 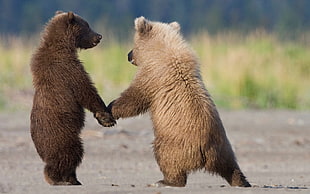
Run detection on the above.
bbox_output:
[55,10,64,15]
[169,22,180,32]
[68,12,75,23]
[135,16,152,35]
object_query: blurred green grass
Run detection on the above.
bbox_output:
[192,32,310,109]
[0,32,309,111]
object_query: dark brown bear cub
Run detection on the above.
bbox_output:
[30,11,115,185]
[109,17,251,187]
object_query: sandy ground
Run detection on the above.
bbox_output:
[0,110,309,194]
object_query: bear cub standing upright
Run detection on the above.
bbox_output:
[30,11,115,185]
[109,17,251,187]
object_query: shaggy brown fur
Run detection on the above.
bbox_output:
[109,17,251,187]
[30,11,115,185]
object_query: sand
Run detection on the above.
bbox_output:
[0,110,309,193]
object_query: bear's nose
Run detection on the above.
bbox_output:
[128,50,136,65]
[95,34,102,42]
[92,34,102,47]
[128,50,133,62]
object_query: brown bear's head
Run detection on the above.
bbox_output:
[128,16,181,66]
[45,11,102,49]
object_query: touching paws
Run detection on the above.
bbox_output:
[94,111,116,127]
[107,100,119,120]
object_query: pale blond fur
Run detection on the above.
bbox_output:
[110,16,251,187]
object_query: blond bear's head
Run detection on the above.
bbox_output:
[128,16,182,66]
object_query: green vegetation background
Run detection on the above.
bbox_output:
[0,32,309,111]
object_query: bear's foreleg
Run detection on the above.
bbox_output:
[108,86,150,119]
[72,74,115,127]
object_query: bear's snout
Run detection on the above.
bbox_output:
[93,34,102,46]
[128,50,136,65]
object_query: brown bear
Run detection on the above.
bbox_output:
[108,17,251,187]
[30,11,116,185]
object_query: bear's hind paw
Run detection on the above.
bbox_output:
[148,180,185,187]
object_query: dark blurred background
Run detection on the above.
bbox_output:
[1,0,310,38]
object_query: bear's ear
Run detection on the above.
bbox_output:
[169,22,180,32]
[135,16,152,35]
[55,10,64,15]
[67,12,75,23]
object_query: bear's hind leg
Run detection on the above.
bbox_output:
[221,155,251,187]
[155,170,187,187]
[215,165,251,187]
[154,158,188,187]
[207,148,251,187]
[229,168,251,187]
[44,164,81,185]
[43,135,83,185]
[64,171,82,185]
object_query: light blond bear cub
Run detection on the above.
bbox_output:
[109,16,251,187]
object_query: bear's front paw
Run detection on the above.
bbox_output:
[94,111,116,127]
[107,100,120,120]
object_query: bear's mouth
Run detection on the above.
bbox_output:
[92,40,100,46]
[130,59,135,64]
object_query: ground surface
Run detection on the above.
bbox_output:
[0,110,309,194]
